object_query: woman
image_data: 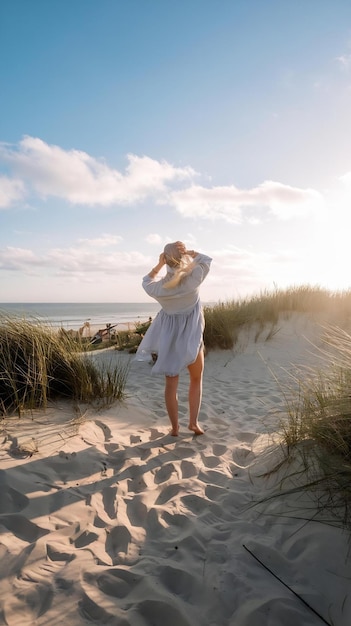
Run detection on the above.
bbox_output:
[136,241,212,436]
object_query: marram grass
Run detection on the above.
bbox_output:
[272,324,351,529]
[203,284,351,350]
[0,313,129,416]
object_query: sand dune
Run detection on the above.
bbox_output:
[0,313,350,625]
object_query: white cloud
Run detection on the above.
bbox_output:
[77,234,123,247]
[0,241,151,279]
[212,245,268,276]
[145,233,162,245]
[48,247,150,277]
[205,243,310,300]
[0,137,324,224]
[126,154,196,191]
[0,176,25,208]
[339,171,351,186]
[336,54,351,69]
[0,136,196,206]
[168,181,323,222]
[256,180,323,219]
[168,185,243,223]
[0,247,42,270]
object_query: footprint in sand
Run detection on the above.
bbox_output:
[156,564,204,603]
[198,469,229,486]
[145,508,165,534]
[0,471,29,513]
[127,475,148,494]
[155,483,181,505]
[46,543,75,562]
[0,514,49,543]
[201,454,221,468]
[180,460,197,478]
[181,493,209,515]
[126,495,148,527]
[78,589,128,625]
[134,599,192,626]
[102,485,118,519]
[232,446,254,467]
[89,486,118,523]
[235,431,257,443]
[74,530,99,548]
[205,484,228,502]
[81,573,192,626]
[105,525,131,562]
[170,446,198,461]
[161,510,191,530]
[154,462,175,484]
[4,579,54,624]
[93,513,108,528]
[89,567,142,598]
[212,443,228,456]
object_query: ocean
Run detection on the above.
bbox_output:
[0,302,161,330]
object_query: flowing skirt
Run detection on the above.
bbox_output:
[135,302,204,376]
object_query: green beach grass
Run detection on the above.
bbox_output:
[203,284,351,350]
[273,323,351,529]
[0,312,129,416]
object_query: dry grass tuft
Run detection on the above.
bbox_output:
[272,324,351,528]
[0,312,129,416]
[203,284,351,351]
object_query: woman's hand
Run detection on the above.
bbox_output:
[148,253,165,278]
[185,249,198,258]
[175,241,186,255]
[174,241,198,258]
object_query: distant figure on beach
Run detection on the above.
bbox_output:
[135,317,153,338]
[136,241,212,436]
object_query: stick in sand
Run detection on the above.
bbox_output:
[242,544,332,626]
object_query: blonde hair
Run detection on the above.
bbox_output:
[163,242,195,289]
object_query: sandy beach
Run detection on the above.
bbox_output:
[1,312,350,626]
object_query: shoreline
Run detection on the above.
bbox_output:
[0,302,161,332]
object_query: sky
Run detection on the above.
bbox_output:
[1,0,351,303]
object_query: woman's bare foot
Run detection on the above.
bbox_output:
[188,423,204,435]
[170,428,179,437]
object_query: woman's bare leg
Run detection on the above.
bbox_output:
[187,349,205,435]
[165,375,179,436]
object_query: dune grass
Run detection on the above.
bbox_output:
[0,313,129,416]
[268,323,351,529]
[203,284,351,350]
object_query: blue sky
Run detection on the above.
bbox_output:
[1,0,351,303]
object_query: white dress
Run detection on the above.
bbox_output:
[136,253,212,376]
